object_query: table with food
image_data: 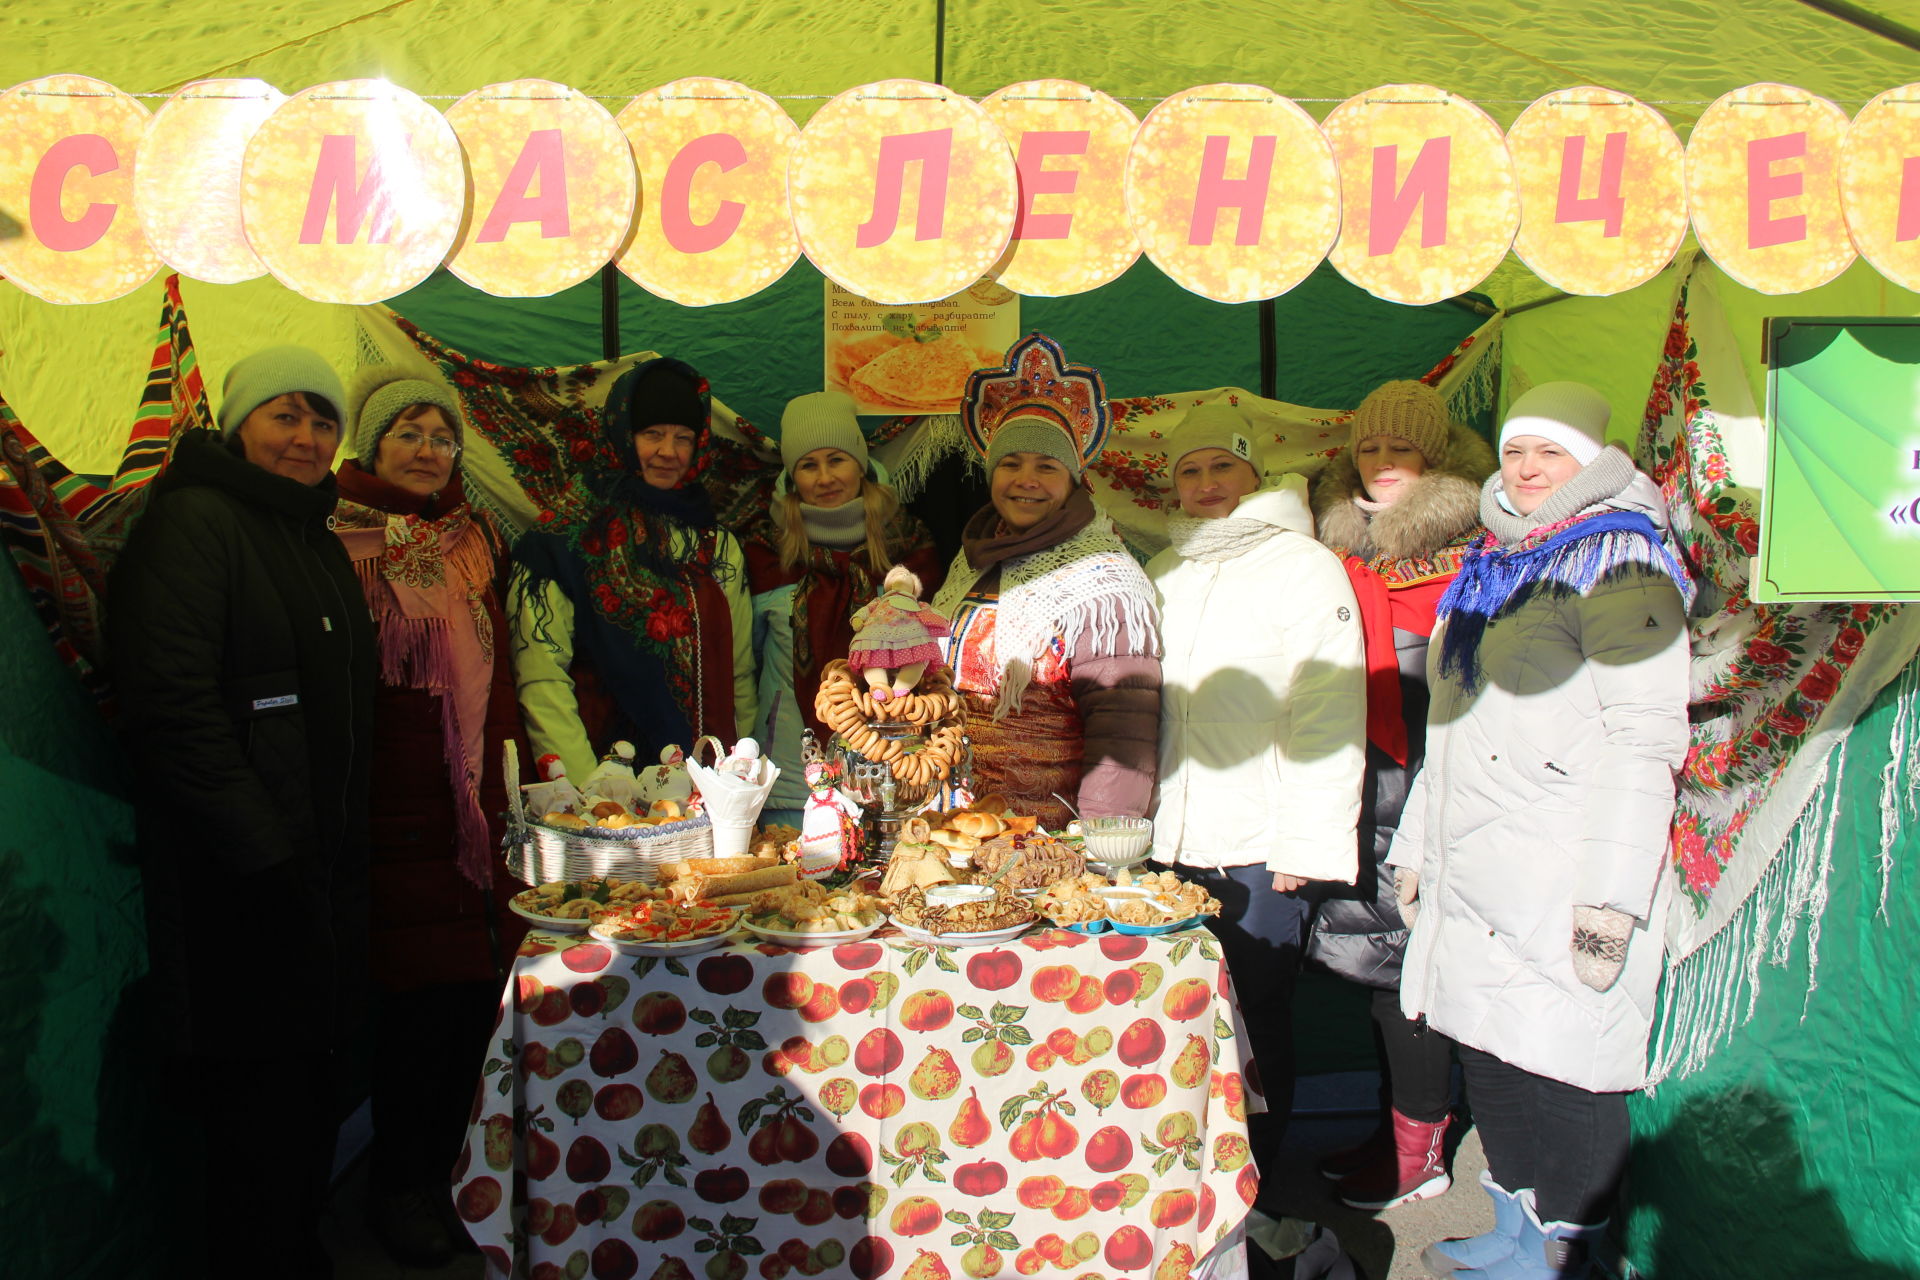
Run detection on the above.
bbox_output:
[455,655,1263,1280]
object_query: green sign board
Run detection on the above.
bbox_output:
[1759,316,1920,603]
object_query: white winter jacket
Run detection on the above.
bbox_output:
[1388,461,1689,1092]
[1149,481,1366,879]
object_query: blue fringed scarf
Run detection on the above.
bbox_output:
[1436,509,1694,692]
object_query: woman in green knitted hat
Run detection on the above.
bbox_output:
[331,366,527,1267]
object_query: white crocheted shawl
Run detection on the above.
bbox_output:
[932,515,1161,720]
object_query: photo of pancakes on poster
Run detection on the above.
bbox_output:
[825,277,1020,414]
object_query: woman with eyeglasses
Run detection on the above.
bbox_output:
[331,368,527,1267]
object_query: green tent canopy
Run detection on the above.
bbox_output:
[4,4,1919,1275]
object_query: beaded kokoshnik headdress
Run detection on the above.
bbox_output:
[959,332,1111,471]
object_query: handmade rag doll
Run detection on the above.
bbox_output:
[847,565,952,700]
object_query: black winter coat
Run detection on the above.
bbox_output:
[108,430,376,1059]
[1305,627,1429,989]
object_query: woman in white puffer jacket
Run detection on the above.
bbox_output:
[1391,383,1691,1280]
[1148,402,1366,1198]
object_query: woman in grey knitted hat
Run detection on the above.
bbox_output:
[107,344,373,1278]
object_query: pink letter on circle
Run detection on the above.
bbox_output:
[1747,132,1807,249]
[856,128,954,248]
[29,134,119,252]
[1554,132,1627,238]
[477,129,571,242]
[1369,136,1451,256]
[1188,134,1276,247]
[660,133,748,255]
[1896,156,1920,243]
[1012,130,1089,241]
[299,134,398,245]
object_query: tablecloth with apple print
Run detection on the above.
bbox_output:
[452,924,1261,1280]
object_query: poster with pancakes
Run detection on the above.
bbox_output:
[825,278,1020,414]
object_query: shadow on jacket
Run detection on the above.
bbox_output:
[107,430,376,1060]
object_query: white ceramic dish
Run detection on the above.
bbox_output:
[741,916,883,947]
[1081,817,1153,865]
[888,919,1033,948]
[507,899,597,932]
[587,925,740,956]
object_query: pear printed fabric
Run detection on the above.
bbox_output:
[454,926,1259,1280]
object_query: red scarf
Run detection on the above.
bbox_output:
[1342,561,1452,767]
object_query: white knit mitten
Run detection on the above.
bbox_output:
[1571,905,1634,991]
[1394,868,1420,929]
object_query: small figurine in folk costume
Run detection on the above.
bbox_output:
[846,565,953,700]
[718,736,772,785]
[799,759,865,869]
[638,744,695,808]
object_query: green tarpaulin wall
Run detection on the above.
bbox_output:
[1623,673,1920,1277]
[6,2,1920,1274]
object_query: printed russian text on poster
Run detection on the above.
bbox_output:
[825,278,1021,415]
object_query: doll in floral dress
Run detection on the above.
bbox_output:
[846,565,952,700]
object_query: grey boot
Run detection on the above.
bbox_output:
[1420,1172,1528,1276]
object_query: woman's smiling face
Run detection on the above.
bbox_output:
[990,452,1074,530]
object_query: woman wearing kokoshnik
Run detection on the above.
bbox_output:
[1389,383,1692,1280]
[1303,379,1495,1213]
[331,368,528,1267]
[931,333,1162,832]
[511,357,755,783]
[743,390,942,823]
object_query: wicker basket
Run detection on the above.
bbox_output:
[503,742,714,885]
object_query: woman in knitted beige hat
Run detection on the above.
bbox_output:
[107,345,374,1278]
[331,367,527,1266]
[742,390,941,822]
[1305,378,1494,1213]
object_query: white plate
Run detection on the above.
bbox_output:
[587,925,741,957]
[741,917,883,947]
[508,899,596,932]
[888,918,1034,947]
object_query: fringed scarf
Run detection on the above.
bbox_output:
[934,490,1160,718]
[1437,508,1695,694]
[334,461,500,889]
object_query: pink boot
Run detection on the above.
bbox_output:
[1334,1108,1451,1210]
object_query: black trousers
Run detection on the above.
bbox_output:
[1372,987,1454,1123]
[159,1053,340,1280]
[1181,863,1314,1186]
[1458,1044,1629,1225]
[369,980,503,1196]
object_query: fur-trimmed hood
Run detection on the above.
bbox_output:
[1311,420,1495,562]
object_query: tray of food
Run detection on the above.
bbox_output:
[741,881,885,946]
[887,882,1036,946]
[589,902,743,955]
[508,877,651,931]
[1104,869,1222,935]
